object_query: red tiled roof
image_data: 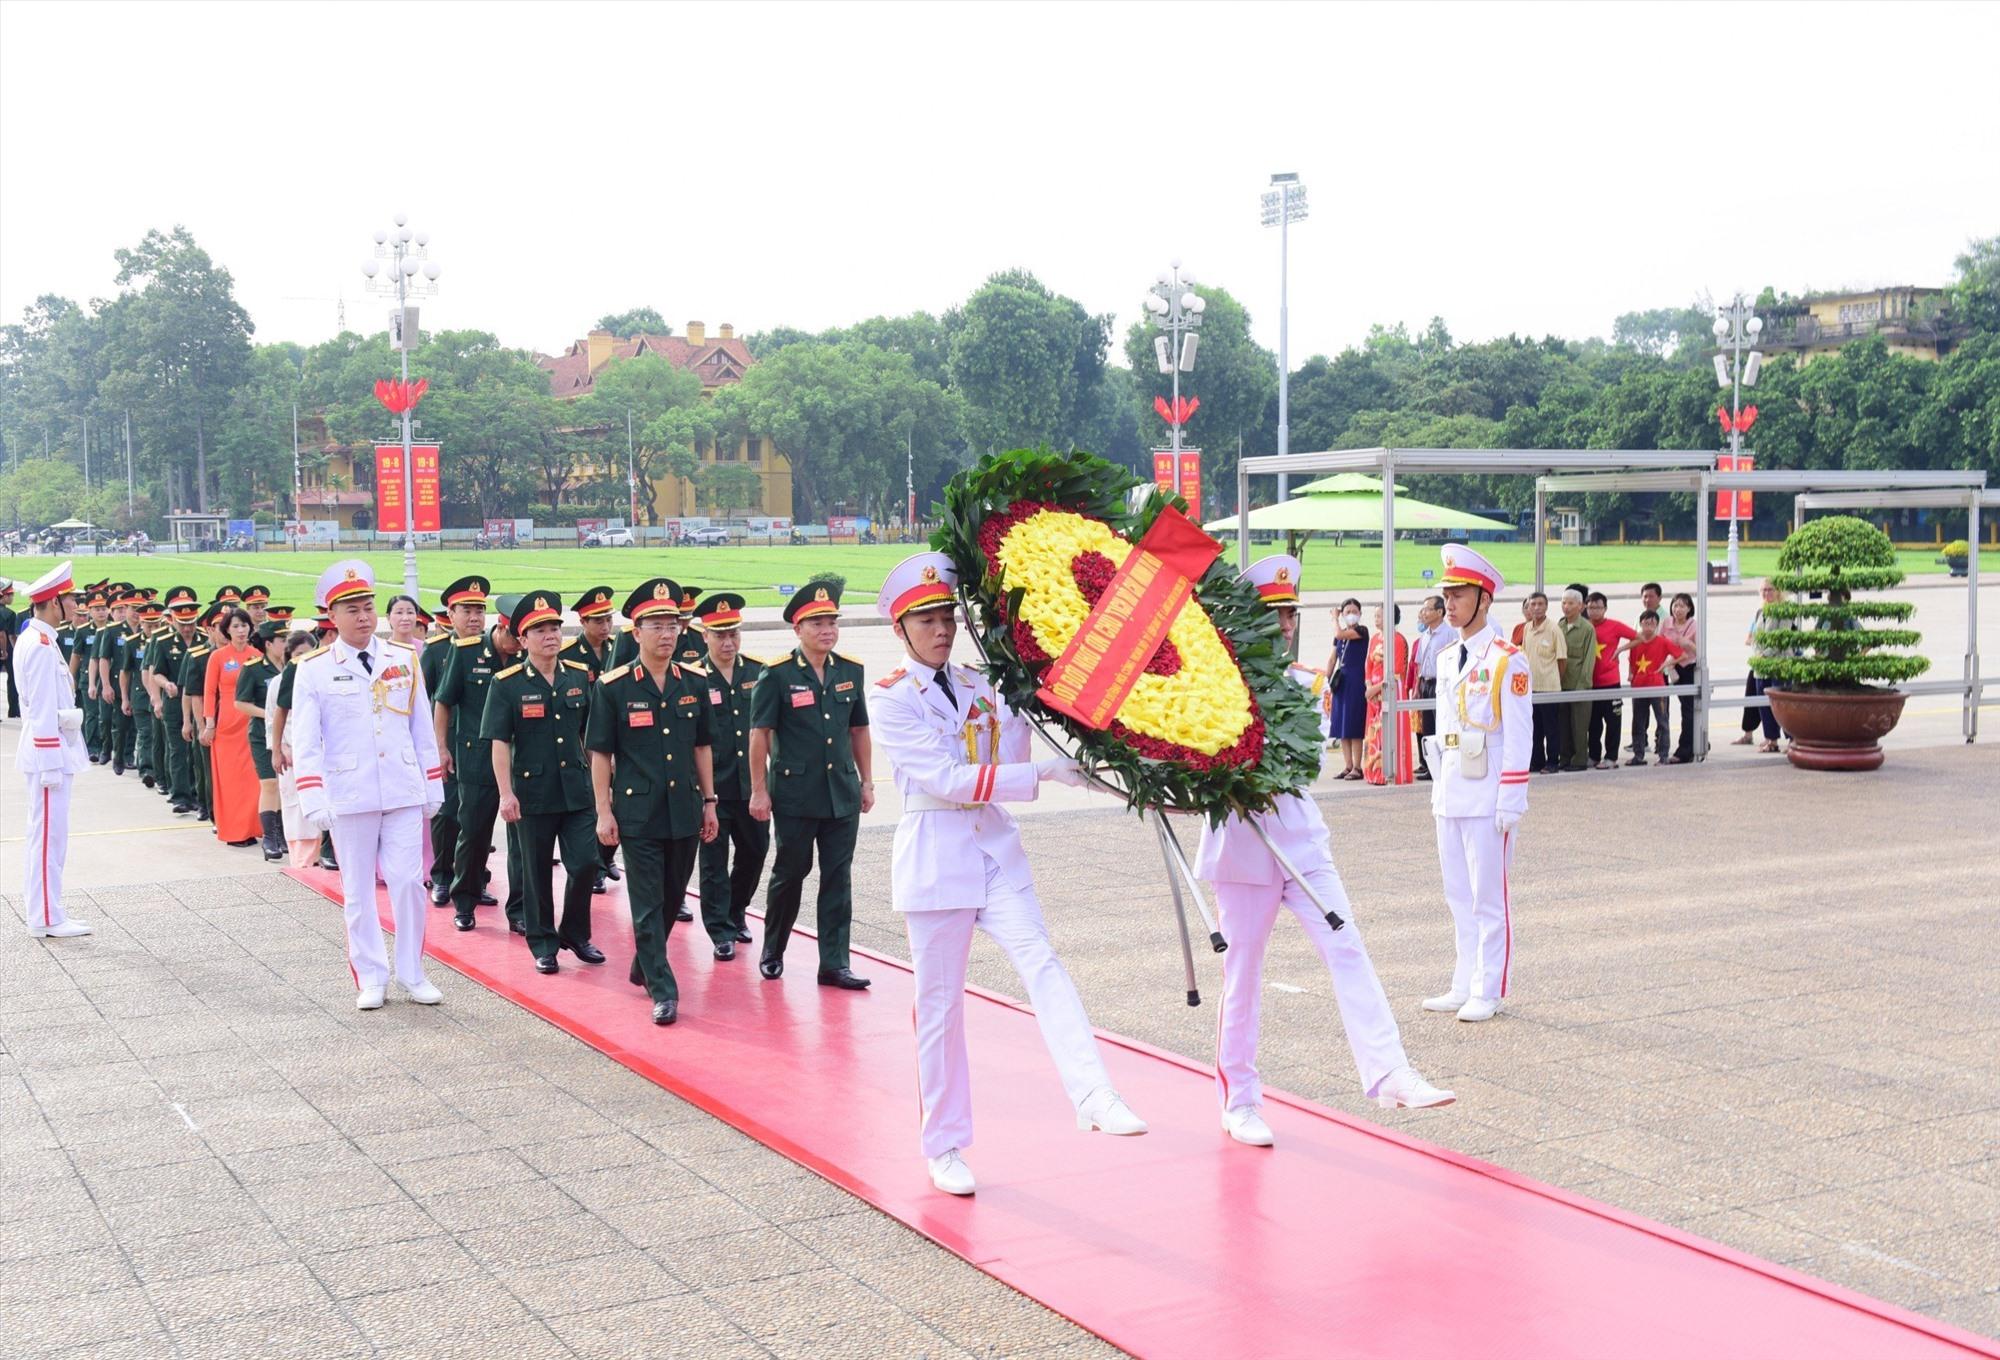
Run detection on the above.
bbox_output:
[536,332,756,398]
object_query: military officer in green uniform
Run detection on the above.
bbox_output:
[93,585,137,774]
[672,584,708,669]
[269,606,340,869]
[748,582,874,988]
[74,588,107,758]
[561,585,622,894]
[180,603,224,822]
[484,592,604,972]
[587,577,719,1024]
[436,593,525,931]
[427,576,491,905]
[690,592,768,960]
[129,596,163,787]
[146,586,202,814]
[241,584,270,631]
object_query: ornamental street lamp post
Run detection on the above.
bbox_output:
[1145,260,1206,462]
[362,215,440,598]
[1711,294,1763,586]
[1261,173,1308,500]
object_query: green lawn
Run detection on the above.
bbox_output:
[49,540,1954,612]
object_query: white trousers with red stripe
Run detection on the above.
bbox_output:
[1213,871,1407,1113]
[1435,814,1513,1002]
[905,858,1111,1159]
[20,773,73,932]
[330,806,428,990]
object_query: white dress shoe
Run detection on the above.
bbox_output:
[30,921,94,938]
[1422,991,1468,1013]
[1457,996,1500,1023]
[928,1149,976,1196]
[355,985,386,1011]
[1221,1106,1275,1147]
[1373,1065,1457,1110]
[403,979,443,1005]
[1076,1088,1149,1136]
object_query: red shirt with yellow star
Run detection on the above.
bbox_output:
[1626,634,1685,688]
[1592,618,1637,686]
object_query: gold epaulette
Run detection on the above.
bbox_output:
[453,635,482,648]
[494,663,523,680]
[561,659,589,672]
[680,661,708,677]
[383,639,413,652]
[298,644,332,662]
[833,651,862,666]
[599,664,631,683]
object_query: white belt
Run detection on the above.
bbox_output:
[904,793,982,813]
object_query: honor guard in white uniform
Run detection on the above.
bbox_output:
[15,562,92,938]
[1195,556,1452,1147]
[870,552,1147,1197]
[1423,544,1532,1023]
[291,561,446,1010]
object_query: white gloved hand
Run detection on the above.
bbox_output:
[57,707,83,733]
[37,767,64,789]
[302,801,333,835]
[1494,809,1521,836]
[1034,756,1088,788]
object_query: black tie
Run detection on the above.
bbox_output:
[357,649,372,674]
[935,668,955,707]
[1457,644,1468,674]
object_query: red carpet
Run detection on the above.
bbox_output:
[288,864,1998,1360]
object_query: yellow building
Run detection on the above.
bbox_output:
[289,420,373,529]
[538,320,794,521]
[1759,287,1968,363]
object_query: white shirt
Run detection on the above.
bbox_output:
[290,634,442,818]
[872,662,1041,913]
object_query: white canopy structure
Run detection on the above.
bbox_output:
[1235,448,1990,780]
[1203,472,1513,536]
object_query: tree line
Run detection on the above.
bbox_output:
[3,226,1995,534]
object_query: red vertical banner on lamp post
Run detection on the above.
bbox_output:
[375,444,406,532]
[1714,453,1755,521]
[410,444,441,532]
[1152,450,1176,498]
[1177,451,1203,523]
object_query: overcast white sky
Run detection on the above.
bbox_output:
[3,1,1996,364]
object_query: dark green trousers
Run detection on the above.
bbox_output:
[622,834,699,1003]
[429,775,459,888]
[1562,692,1591,769]
[83,685,103,755]
[698,798,769,946]
[193,730,213,819]
[762,812,857,973]
[451,782,524,922]
[515,807,598,962]
[160,702,195,804]
[134,697,155,775]
[111,697,136,766]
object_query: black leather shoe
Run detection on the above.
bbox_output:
[676,907,694,922]
[759,957,783,980]
[508,920,526,935]
[651,999,677,1026]
[88,754,103,765]
[602,861,621,882]
[455,912,475,932]
[733,928,753,944]
[170,801,193,815]
[111,759,124,776]
[713,941,735,961]
[591,874,608,896]
[564,941,606,965]
[318,853,338,872]
[477,890,498,907]
[816,968,871,990]
[431,883,451,906]
[141,773,155,789]
[534,955,559,974]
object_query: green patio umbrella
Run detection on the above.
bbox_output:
[1204,474,1515,535]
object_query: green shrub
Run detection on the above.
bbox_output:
[1750,516,1929,690]
[803,570,846,595]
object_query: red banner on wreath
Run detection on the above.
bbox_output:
[376,444,441,533]
[1714,452,1754,522]
[1036,506,1223,731]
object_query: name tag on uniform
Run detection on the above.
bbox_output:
[833,680,854,692]
[521,703,545,719]
[329,671,355,686]
[789,689,815,708]
[709,689,723,705]
[627,708,654,728]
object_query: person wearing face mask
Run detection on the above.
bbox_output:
[1407,595,1455,781]
[869,552,1147,1196]
[1326,598,1369,779]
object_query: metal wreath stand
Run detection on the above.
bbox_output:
[957,589,1344,1008]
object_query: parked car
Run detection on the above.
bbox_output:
[582,528,635,548]
[680,526,730,547]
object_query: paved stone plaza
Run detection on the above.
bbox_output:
[3,690,1997,1356]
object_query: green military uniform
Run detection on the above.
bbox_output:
[181,611,221,822]
[95,602,137,773]
[238,633,279,782]
[1557,609,1596,772]
[563,585,621,890]
[128,603,162,784]
[690,593,770,954]
[585,577,716,1020]
[72,599,104,756]
[0,589,16,719]
[436,614,525,929]
[428,575,492,901]
[482,592,600,967]
[751,583,869,980]
[271,629,335,867]
[147,587,203,811]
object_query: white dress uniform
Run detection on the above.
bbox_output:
[291,561,445,998]
[1426,546,1533,1012]
[1193,556,1439,1124]
[871,553,1141,1178]
[14,562,91,937]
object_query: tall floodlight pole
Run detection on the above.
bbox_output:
[362,215,441,598]
[906,424,915,537]
[1144,260,1206,459]
[124,411,134,515]
[626,409,638,532]
[292,402,303,553]
[1711,294,1764,586]
[1261,173,1308,499]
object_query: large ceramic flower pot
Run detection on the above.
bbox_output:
[1767,688,1908,771]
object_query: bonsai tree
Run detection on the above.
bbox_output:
[1751,515,1928,692]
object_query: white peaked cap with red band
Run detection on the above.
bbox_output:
[1241,554,1302,606]
[26,560,74,604]
[1439,543,1505,595]
[317,558,376,609]
[878,551,959,622]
